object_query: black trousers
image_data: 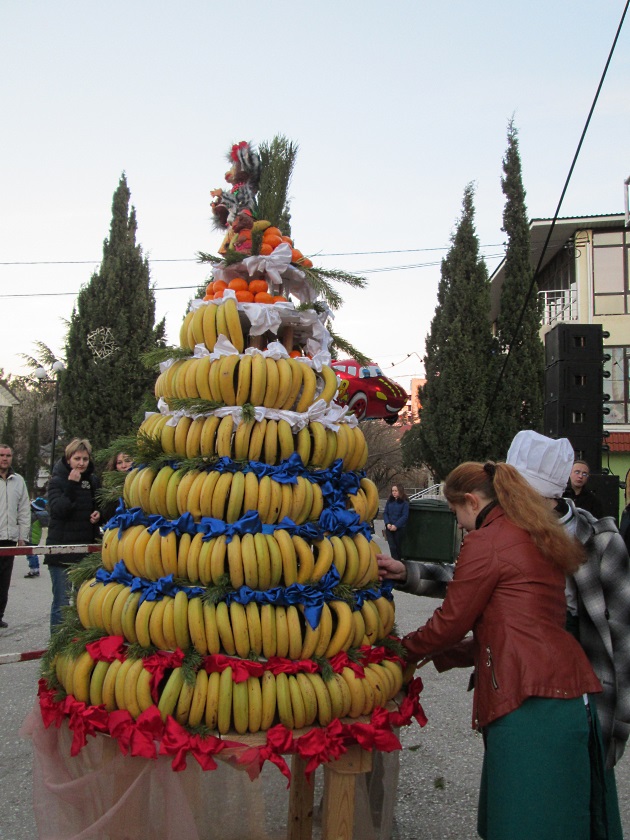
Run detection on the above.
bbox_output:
[0,540,16,620]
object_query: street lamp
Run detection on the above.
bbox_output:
[35,361,66,477]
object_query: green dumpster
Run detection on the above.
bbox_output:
[400,498,460,564]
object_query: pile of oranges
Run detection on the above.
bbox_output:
[203,277,288,304]
[234,225,313,269]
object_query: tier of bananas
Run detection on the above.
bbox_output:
[179,298,244,354]
[54,650,404,733]
[154,353,339,412]
[76,580,395,658]
[100,528,381,589]
[121,459,377,525]
[137,414,366,472]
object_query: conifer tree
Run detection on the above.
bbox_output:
[59,175,166,450]
[492,120,545,455]
[402,184,495,480]
[24,414,40,493]
[1,407,16,460]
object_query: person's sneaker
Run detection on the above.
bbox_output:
[24,570,40,578]
[0,620,8,628]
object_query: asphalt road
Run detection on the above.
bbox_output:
[1,535,628,840]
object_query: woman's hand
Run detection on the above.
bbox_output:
[90,511,101,524]
[68,468,83,482]
[377,553,407,582]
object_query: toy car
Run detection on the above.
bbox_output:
[330,359,407,423]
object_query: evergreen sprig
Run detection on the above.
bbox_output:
[67,555,103,589]
[202,578,233,604]
[141,346,191,369]
[165,397,223,414]
[257,136,299,233]
[197,251,222,265]
[182,650,203,685]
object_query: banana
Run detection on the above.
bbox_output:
[341,535,360,585]
[135,597,158,648]
[233,418,255,461]
[282,359,303,410]
[226,534,244,588]
[161,531,178,577]
[256,475,272,523]
[174,675,195,725]
[76,579,99,628]
[260,671,277,731]
[202,302,218,351]
[199,470,221,519]
[110,586,132,637]
[340,667,366,718]
[186,531,204,583]
[286,605,304,660]
[123,657,146,718]
[265,533,284,586]
[373,596,396,637]
[289,476,307,523]
[163,359,184,399]
[149,466,175,518]
[215,601,236,655]
[299,606,321,660]
[325,600,355,658]
[247,420,268,464]
[89,659,111,707]
[215,300,228,344]
[324,671,346,719]
[135,466,158,512]
[274,605,290,658]
[101,658,123,712]
[121,590,141,644]
[71,652,96,703]
[122,467,140,509]
[235,353,252,405]
[186,471,208,521]
[174,590,191,651]
[322,428,338,469]
[288,674,307,729]
[219,354,239,405]
[209,534,228,585]
[205,670,221,729]
[247,676,263,734]
[226,470,245,523]
[293,534,314,583]
[273,358,293,409]
[263,419,278,466]
[194,354,213,402]
[308,422,328,467]
[276,419,294,461]
[296,363,317,412]
[309,482,324,522]
[188,669,209,728]
[241,533,258,588]
[217,666,234,734]
[144,528,165,580]
[305,672,333,727]
[351,607,367,648]
[336,672,353,718]
[243,470,259,516]
[274,529,298,585]
[101,582,128,635]
[209,358,224,403]
[245,601,262,656]
[129,527,151,579]
[360,477,380,521]
[294,476,314,525]
[277,482,293,522]
[149,596,170,649]
[158,667,185,721]
[249,354,267,406]
[162,596,178,650]
[119,525,145,577]
[185,416,205,459]
[188,596,208,655]
[223,298,244,353]
[372,662,395,702]
[311,538,334,581]
[114,657,135,711]
[136,666,155,713]
[101,527,120,571]
[160,420,177,455]
[314,603,333,658]
[203,600,221,655]
[363,663,387,709]
[361,599,384,645]
[381,659,404,697]
[253,532,271,590]
[176,532,192,579]
[348,490,367,523]
[230,601,251,658]
[339,423,355,470]
[263,357,280,408]
[318,365,339,404]
[215,415,234,458]
[354,426,368,469]
[179,311,194,349]
[182,359,200,398]
[360,667,376,715]
[295,672,319,727]
[294,426,311,466]
[197,537,215,586]
[330,535,347,578]
[275,672,294,728]
[260,603,277,658]
[176,469,202,517]
[165,469,186,520]
[353,533,373,587]
[190,305,207,347]
[333,423,348,465]
[267,478,282,523]
[211,471,233,519]
[232,677,249,735]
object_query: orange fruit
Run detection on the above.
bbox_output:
[238,229,252,241]
[299,258,313,269]
[205,282,214,295]
[272,295,288,303]
[262,233,283,249]
[259,243,273,256]
[228,277,248,291]
[254,292,274,304]
[203,294,212,301]
[214,280,227,291]
[249,279,269,295]
[265,227,282,238]
[289,350,302,358]
[235,290,255,303]
[291,249,303,263]
[213,290,224,299]
[281,236,293,245]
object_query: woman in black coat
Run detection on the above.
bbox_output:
[45,438,101,632]
[383,483,410,561]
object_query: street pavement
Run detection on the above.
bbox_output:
[1,534,628,839]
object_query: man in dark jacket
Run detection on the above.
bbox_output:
[46,438,101,633]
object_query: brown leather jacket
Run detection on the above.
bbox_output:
[402,505,601,730]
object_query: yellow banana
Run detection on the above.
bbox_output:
[209,534,228,585]
[245,601,262,656]
[165,469,186,520]
[273,358,293,409]
[243,470,259,516]
[121,590,142,644]
[123,657,146,718]
[215,300,228,343]
[211,471,233,519]
[162,596,178,650]
[158,667,185,721]
[360,667,376,715]
[308,422,328,467]
[217,666,234,734]
[89,659,111,707]
[101,527,119,572]
[234,353,252,405]
[260,671,277,731]
[188,596,208,655]
[314,603,333,657]
[144,528,165,580]
[190,305,207,347]
[135,466,158,512]
[261,603,277,658]
[232,677,249,735]
[101,658,123,712]
[185,471,208,521]
[174,675,195,725]
[299,606,321,659]
[241,533,258,588]
[274,605,290,658]
[295,672,319,727]
[340,667,366,718]
[293,534,314,583]
[351,607,367,648]
[363,663,387,709]
[247,676,263,734]
[311,537,334,581]
[267,478,283,523]
[149,596,170,649]
[226,533,244,588]
[215,414,234,458]
[203,600,221,655]
[341,535,360,585]
[296,363,317,412]
[76,579,99,628]
[318,365,339,404]
[188,669,209,728]
[176,469,201,517]
[288,674,307,729]
[266,533,284,586]
[119,525,144,577]
[182,358,200,398]
[194,354,213,402]
[136,666,155,713]
[309,482,324,522]
[185,416,205,459]
[283,359,303,410]
[70,651,96,703]
[277,482,293,522]
[202,302,218,351]
[135,597,158,648]
[325,600,355,658]
[286,605,304,660]
[160,420,177,455]
[161,531,178,577]
[361,599,384,645]
[305,672,332,727]
[197,536,215,586]
[353,533,373,586]
[110,586,132,637]
[149,466,175,518]
[294,426,311,466]
[253,532,271,589]
[223,297,244,353]
[247,418,267,461]
[294,476,314,525]
[122,467,140,509]
[114,657,135,711]
[276,418,294,461]
[205,670,221,729]
[249,353,267,406]
[381,659,404,696]
[226,470,245,523]
[324,671,345,719]
[101,582,128,635]
[179,311,194,349]
[262,357,280,408]
[373,596,395,637]
[263,419,278,465]
[199,470,221,518]
[176,532,192,579]
[256,475,272,523]
[360,477,380,521]
[173,590,191,650]
[274,529,298,585]
[233,418,254,461]
[275,672,294,728]
[322,428,338,469]
[330,535,347,578]
[215,601,236,655]
[218,354,239,405]
[230,601,251,658]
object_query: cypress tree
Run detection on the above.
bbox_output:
[24,414,40,494]
[59,175,166,450]
[492,120,545,455]
[402,184,495,480]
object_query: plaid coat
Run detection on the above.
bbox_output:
[571,502,630,769]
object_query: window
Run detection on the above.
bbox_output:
[603,346,630,425]
[592,229,629,315]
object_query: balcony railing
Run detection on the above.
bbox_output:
[539,288,578,325]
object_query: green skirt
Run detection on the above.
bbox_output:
[477,696,594,840]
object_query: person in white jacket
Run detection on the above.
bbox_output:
[0,444,31,628]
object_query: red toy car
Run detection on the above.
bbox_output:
[330,359,408,423]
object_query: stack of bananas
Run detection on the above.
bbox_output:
[52,294,404,737]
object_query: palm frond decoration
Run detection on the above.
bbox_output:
[257,135,299,235]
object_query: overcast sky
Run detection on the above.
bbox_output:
[2,1,628,393]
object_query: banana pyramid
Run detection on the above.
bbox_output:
[49,140,406,743]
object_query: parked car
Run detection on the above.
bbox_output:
[331,359,407,423]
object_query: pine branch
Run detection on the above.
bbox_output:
[165,397,224,413]
[326,325,371,366]
[141,346,191,369]
[197,251,222,265]
[257,136,299,231]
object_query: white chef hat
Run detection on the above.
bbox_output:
[506,430,574,498]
